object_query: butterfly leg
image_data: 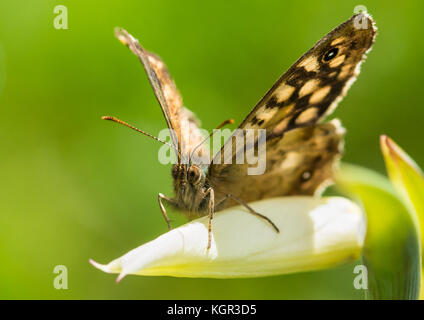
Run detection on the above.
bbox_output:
[204,187,215,250]
[158,193,177,230]
[219,194,280,233]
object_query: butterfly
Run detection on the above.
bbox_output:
[103,12,376,249]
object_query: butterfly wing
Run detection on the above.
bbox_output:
[237,13,376,134]
[116,28,208,162]
[208,13,376,207]
[210,121,345,208]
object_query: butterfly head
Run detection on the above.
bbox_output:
[172,163,207,204]
[172,163,206,185]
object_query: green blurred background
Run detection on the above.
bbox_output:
[0,0,423,299]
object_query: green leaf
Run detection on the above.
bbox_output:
[380,135,424,298]
[336,163,421,300]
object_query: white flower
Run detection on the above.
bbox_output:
[90,196,365,282]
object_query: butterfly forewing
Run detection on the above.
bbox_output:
[238,13,376,135]
[115,28,208,163]
[208,13,376,207]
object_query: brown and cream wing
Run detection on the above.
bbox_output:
[115,28,208,161]
[238,13,376,136]
[211,121,345,208]
[208,13,376,205]
[115,28,182,152]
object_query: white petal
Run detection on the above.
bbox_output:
[90,196,365,280]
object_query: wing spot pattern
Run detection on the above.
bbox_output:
[299,79,320,97]
[298,56,319,72]
[309,85,332,104]
[295,107,320,125]
[275,84,295,103]
[329,54,346,68]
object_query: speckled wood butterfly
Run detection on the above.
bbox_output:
[103,13,376,248]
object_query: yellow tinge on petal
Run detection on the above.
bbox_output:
[90,196,365,281]
[381,135,424,244]
[380,135,424,299]
[337,163,421,300]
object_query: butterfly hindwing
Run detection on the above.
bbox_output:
[210,121,345,208]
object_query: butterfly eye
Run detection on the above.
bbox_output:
[323,47,339,62]
[171,165,179,179]
[187,166,201,184]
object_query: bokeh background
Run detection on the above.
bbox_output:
[1,0,423,299]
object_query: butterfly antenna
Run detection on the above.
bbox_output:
[189,118,234,161]
[102,116,180,157]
